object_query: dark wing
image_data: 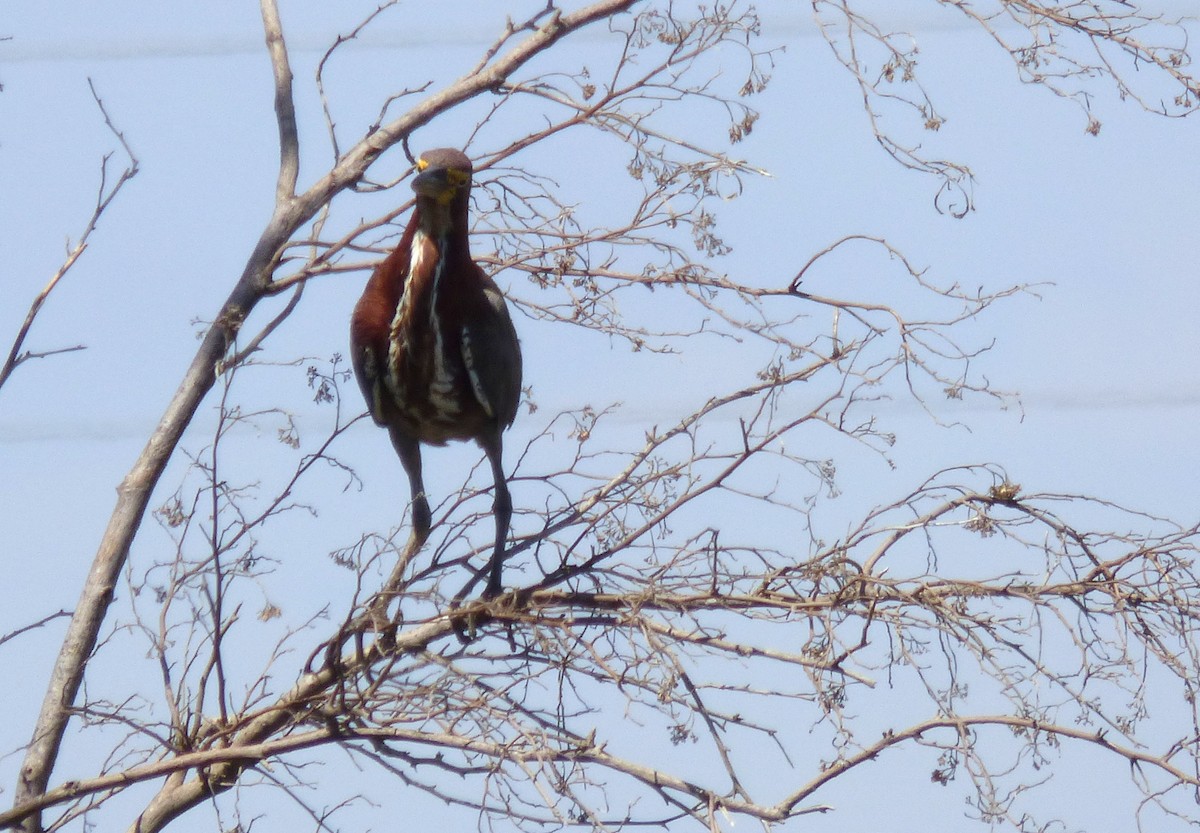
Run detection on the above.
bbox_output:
[349,324,388,426]
[461,272,523,428]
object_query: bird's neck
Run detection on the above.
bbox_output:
[405,197,472,317]
[414,196,470,253]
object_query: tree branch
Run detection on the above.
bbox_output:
[0,81,138,396]
[10,3,642,831]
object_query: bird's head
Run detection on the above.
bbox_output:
[411,148,474,207]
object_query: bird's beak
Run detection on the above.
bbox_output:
[412,168,457,203]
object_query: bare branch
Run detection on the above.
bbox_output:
[261,0,300,202]
[11,5,644,831]
[0,611,71,651]
[0,81,138,395]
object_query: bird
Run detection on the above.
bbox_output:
[350,148,522,600]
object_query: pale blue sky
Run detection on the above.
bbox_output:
[2,2,1199,831]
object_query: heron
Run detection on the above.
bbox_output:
[350,148,522,600]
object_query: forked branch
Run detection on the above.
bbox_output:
[0,81,138,395]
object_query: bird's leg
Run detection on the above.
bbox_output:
[445,433,510,643]
[367,429,430,628]
[391,429,432,555]
[480,432,511,599]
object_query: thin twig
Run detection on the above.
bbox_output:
[0,81,138,395]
